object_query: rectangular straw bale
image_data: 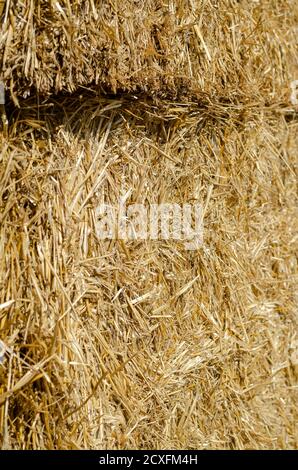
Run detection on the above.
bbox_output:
[0,0,297,105]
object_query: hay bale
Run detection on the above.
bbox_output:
[0,0,297,451]
[0,0,297,104]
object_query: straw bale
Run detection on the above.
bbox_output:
[0,91,297,449]
[0,0,297,451]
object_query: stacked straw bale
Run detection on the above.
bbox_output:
[0,1,297,103]
[0,0,297,449]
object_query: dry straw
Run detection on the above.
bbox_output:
[0,0,298,103]
[0,0,297,449]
